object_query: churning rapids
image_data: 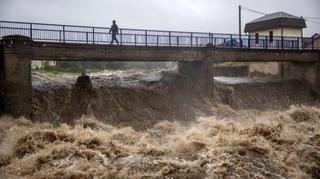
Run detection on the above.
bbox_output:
[0,68,319,178]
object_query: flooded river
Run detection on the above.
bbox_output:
[0,69,319,178]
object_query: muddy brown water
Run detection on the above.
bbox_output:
[31,69,213,129]
[214,77,319,110]
[0,69,319,178]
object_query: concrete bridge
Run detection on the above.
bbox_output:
[1,21,320,118]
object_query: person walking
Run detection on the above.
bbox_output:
[109,20,119,45]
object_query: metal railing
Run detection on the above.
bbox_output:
[0,20,313,49]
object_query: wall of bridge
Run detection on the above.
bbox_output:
[213,66,249,77]
[282,62,320,86]
[0,42,4,113]
[0,35,32,118]
[0,35,319,118]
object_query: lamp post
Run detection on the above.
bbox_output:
[239,5,242,47]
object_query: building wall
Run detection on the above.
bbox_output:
[282,28,303,37]
[249,62,280,78]
[31,60,56,69]
[248,27,303,79]
[248,27,302,37]
[31,61,43,69]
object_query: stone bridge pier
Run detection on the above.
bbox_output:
[0,35,32,118]
[178,60,214,98]
[281,61,320,95]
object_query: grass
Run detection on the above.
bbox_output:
[214,62,249,67]
[32,68,82,76]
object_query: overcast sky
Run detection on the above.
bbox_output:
[1,0,319,36]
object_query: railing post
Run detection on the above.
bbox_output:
[145,30,147,46]
[175,36,178,46]
[59,30,62,43]
[230,34,233,47]
[265,36,268,49]
[248,35,251,48]
[86,32,88,44]
[196,37,198,47]
[92,27,95,44]
[281,36,284,49]
[134,34,137,46]
[190,32,193,47]
[211,33,213,45]
[312,36,314,50]
[156,35,159,46]
[120,29,123,45]
[62,25,65,43]
[297,37,299,49]
[214,37,216,46]
[29,23,33,39]
[169,32,171,46]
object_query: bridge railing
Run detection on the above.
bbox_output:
[0,20,314,49]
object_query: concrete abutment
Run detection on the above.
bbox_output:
[0,41,4,113]
[250,59,320,95]
[0,35,32,118]
[282,61,320,95]
[178,60,214,98]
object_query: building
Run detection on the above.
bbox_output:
[244,12,306,38]
[303,33,320,49]
[31,61,56,69]
[244,12,307,78]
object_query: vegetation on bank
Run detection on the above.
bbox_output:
[214,62,249,67]
[32,67,81,75]
[32,61,83,75]
[32,61,176,75]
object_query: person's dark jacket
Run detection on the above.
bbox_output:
[109,24,118,35]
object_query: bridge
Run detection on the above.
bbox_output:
[0,21,320,118]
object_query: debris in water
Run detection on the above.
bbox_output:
[0,106,319,178]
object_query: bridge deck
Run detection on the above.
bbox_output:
[1,20,319,50]
[1,20,319,62]
[32,42,320,62]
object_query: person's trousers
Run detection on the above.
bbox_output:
[111,34,119,45]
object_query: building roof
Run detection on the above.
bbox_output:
[302,33,319,48]
[244,12,306,32]
[216,39,243,48]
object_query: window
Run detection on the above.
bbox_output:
[49,61,56,66]
[255,33,259,44]
[269,31,273,43]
